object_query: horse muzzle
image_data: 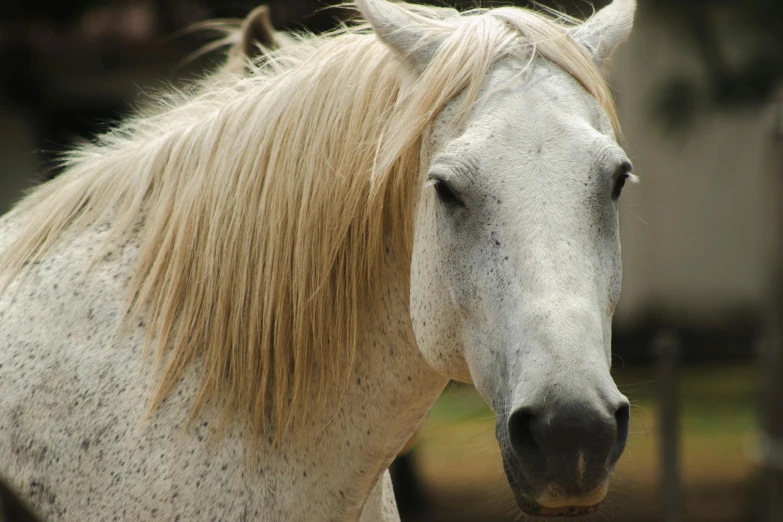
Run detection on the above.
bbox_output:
[496,392,630,517]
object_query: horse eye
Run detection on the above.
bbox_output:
[612,174,627,200]
[433,179,464,208]
[612,163,633,200]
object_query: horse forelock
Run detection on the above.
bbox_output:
[0,1,617,446]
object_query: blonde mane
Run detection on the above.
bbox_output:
[0,2,618,443]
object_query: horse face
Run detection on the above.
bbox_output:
[409,59,633,515]
[357,0,636,516]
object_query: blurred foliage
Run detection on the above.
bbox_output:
[0,0,101,21]
[0,0,349,34]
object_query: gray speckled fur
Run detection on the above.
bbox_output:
[0,207,434,521]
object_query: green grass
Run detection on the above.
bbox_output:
[614,364,759,439]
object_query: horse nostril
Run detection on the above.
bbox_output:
[507,407,539,458]
[613,401,630,457]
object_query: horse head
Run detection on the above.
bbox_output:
[359,0,637,516]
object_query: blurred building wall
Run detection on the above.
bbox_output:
[611,2,777,330]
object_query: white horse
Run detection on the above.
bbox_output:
[0,0,638,520]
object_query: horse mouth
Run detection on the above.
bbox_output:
[519,500,603,517]
[499,437,612,518]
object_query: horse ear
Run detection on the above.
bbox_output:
[572,0,636,70]
[239,6,279,58]
[356,0,448,72]
[223,5,293,75]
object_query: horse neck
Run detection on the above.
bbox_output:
[352,243,447,435]
[299,241,446,511]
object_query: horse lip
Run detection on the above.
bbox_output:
[536,482,609,509]
[500,439,611,518]
[518,498,604,518]
[512,482,608,518]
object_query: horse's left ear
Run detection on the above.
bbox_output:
[572,0,636,70]
[356,0,449,73]
[238,6,281,58]
[223,6,293,76]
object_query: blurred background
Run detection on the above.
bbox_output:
[0,0,781,521]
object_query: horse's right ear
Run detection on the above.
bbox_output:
[356,0,449,73]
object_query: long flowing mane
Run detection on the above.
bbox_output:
[0,2,618,443]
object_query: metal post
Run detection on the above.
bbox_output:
[654,330,683,522]
[760,311,783,522]
[762,96,783,521]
